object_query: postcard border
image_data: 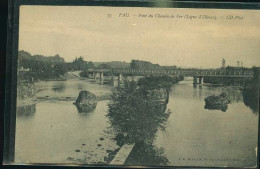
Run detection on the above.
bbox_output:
[4,0,260,168]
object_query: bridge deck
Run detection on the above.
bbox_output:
[87,68,254,78]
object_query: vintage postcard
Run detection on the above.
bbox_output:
[14,5,259,167]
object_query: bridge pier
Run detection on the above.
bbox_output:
[118,73,122,86]
[93,72,97,82]
[198,77,203,84]
[111,74,115,86]
[193,76,197,85]
[100,72,104,85]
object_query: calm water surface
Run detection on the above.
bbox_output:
[15,78,258,167]
[155,79,258,167]
[15,79,118,164]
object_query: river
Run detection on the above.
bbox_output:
[155,78,258,167]
[15,77,258,167]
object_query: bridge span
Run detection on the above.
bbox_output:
[86,68,254,85]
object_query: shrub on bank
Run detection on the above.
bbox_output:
[107,76,181,145]
[79,71,90,78]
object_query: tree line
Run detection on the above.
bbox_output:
[130,60,177,70]
[18,50,181,81]
[18,51,96,81]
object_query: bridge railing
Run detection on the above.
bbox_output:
[87,68,254,77]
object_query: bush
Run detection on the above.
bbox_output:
[79,71,90,78]
[107,78,172,144]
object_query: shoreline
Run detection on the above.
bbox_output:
[17,94,112,107]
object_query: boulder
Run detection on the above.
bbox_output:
[204,92,231,112]
[74,90,97,113]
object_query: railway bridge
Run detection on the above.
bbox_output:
[87,68,254,85]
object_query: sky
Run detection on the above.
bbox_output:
[19,6,260,68]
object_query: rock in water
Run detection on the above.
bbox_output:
[204,92,231,112]
[75,90,97,113]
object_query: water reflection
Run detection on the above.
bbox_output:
[204,103,228,112]
[243,83,259,114]
[206,86,243,102]
[17,104,36,118]
[221,88,243,102]
[156,80,258,167]
[125,142,169,166]
[51,83,65,93]
[36,88,47,93]
[176,81,243,103]
[77,110,95,118]
[77,83,84,91]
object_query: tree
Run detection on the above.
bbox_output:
[107,78,172,145]
[72,56,86,70]
[86,61,95,69]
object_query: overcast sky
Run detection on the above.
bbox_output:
[19,6,260,68]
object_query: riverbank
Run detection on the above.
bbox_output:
[36,93,111,102]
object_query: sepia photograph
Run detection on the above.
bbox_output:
[15,5,259,167]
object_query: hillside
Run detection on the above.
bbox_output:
[18,50,65,63]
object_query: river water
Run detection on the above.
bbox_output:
[15,77,258,167]
[15,79,118,164]
[155,78,258,167]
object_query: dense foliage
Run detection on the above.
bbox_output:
[18,60,68,81]
[242,67,260,113]
[18,51,96,81]
[79,71,90,78]
[70,56,95,71]
[94,61,130,69]
[138,75,183,98]
[252,67,260,82]
[225,66,251,71]
[130,60,177,70]
[18,51,67,80]
[107,76,182,144]
[19,50,65,63]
